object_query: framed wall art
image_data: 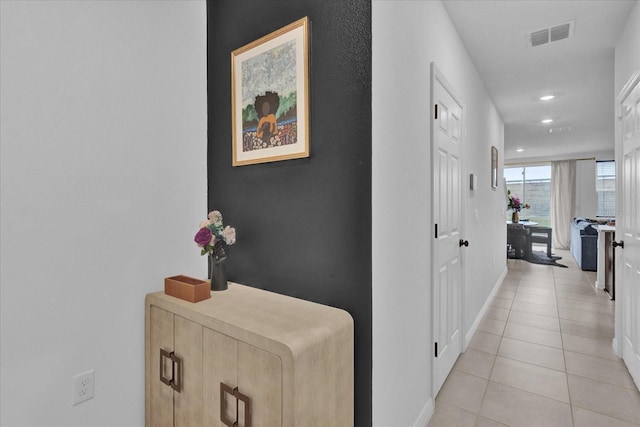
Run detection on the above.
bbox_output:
[231,17,310,166]
[491,145,499,189]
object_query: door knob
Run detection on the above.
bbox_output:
[459,239,469,247]
[612,240,624,249]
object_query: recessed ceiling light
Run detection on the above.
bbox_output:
[541,119,553,124]
[516,148,524,152]
[540,95,555,101]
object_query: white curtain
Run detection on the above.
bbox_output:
[551,160,576,249]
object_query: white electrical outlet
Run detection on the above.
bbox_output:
[72,370,95,406]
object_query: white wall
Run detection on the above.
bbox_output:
[0,1,207,425]
[372,1,505,425]
[615,0,640,96]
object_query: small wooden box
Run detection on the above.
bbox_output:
[164,275,211,303]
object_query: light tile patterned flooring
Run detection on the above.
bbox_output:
[428,248,640,427]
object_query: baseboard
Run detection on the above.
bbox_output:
[465,267,508,347]
[413,397,434,427]
[613,337,620,357]
[622,340,640,392]
[629,353,640,392]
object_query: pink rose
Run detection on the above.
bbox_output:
[194,227,213,247]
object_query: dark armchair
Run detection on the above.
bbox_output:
[529,227,552,257]
[507,224,530,259]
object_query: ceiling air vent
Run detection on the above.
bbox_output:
[550,22,572,42]
[530,29,549,47]
[527,20,575,48]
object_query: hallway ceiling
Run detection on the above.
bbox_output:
[442,0,636,162]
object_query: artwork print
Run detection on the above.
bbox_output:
[491,146,499,189]
[231,17,309,166]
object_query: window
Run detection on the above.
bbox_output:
[504,165,551,226]
[596,160,616,217]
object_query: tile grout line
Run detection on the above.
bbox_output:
[474,272,516,427]
[553,265,576,427]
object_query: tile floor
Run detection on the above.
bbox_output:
[428,248,640,427]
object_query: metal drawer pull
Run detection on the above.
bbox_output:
[236,388,251,427]
[170,353,182,392]
[160,349,173,387]
[220,382,251,427]
[220,382,235,427]
[159,349,182,393]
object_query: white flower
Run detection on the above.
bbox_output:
[208,210,223,226]
[199,219,211,229]
[222,226,236,245]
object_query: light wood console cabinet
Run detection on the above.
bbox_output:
[145,283,354,426]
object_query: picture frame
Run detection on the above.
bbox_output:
[231,17,310,166]
[491,145,499,189]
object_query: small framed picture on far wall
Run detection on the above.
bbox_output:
[491,145,498,189]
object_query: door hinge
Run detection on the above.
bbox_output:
[434,104,438,119]
[434,342,438,358]
[435,223,438,239]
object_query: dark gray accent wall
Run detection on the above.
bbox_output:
[207,1,372,425]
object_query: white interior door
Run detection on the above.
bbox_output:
[431,64,465,396]
[616,70,640,388]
